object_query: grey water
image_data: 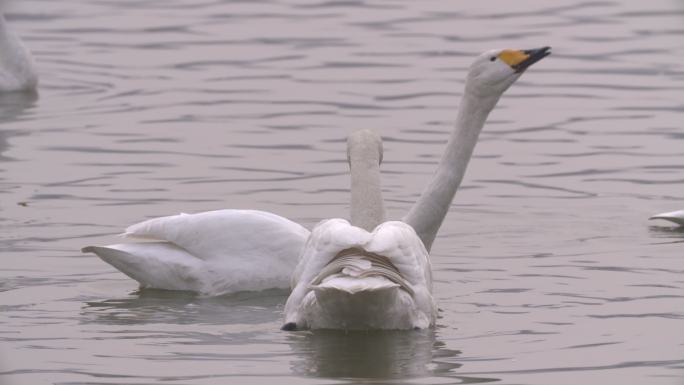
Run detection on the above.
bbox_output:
[1,0,683,384]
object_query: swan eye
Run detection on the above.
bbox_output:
[490,56,496,62]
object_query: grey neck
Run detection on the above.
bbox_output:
[403,88,501,251]
[347,129,386,232]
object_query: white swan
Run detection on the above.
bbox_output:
[0,13,37,92]
[82,130,388,295]
[283,130,436,330]
[83,210,310,295]
[283,47,551,330]
[649,210,684,226]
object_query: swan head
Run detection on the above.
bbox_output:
[466,47,551,97]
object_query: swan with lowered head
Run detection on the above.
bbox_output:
[283,47,551,330]
[649,210,684,226]
[0,13,37,92]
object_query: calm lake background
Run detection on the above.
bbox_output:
[1,0,683,384]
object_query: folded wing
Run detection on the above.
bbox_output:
[84,209,310,295]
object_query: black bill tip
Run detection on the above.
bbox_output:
[513,46,551,73]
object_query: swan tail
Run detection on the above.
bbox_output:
[307,277,425,330]
[311,275,399,295]
[82,242,205,292]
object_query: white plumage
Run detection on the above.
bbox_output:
[279,130,437,330]
[83,47,553,331]
[281,48,552,330]
[649,210,684,226]
[284,219,435,330]
[83,210,310,295]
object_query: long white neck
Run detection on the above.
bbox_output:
[403,88,501,251]
[348,129,385,232]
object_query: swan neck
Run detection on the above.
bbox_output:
[348,134,386,232]
[403,90,500,251]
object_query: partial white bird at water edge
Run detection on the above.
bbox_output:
[649,210,684,226]
[0,12,37,92]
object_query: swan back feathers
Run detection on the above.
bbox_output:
[285,219,436,329]
[125,209,309,264]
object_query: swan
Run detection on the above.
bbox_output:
[283,47,551,330]
[82,210,310,294]
[81,130,386,295]
[283,129,435,330]
[0,13,37,92]
[649,210,684,226]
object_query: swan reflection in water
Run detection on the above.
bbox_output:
[0,92,37,162]
[81,288,287,326]
[0,90,37,121]
[82,290,497,383]
[287,329,484,381]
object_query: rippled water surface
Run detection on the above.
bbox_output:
[1,0,684,384]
